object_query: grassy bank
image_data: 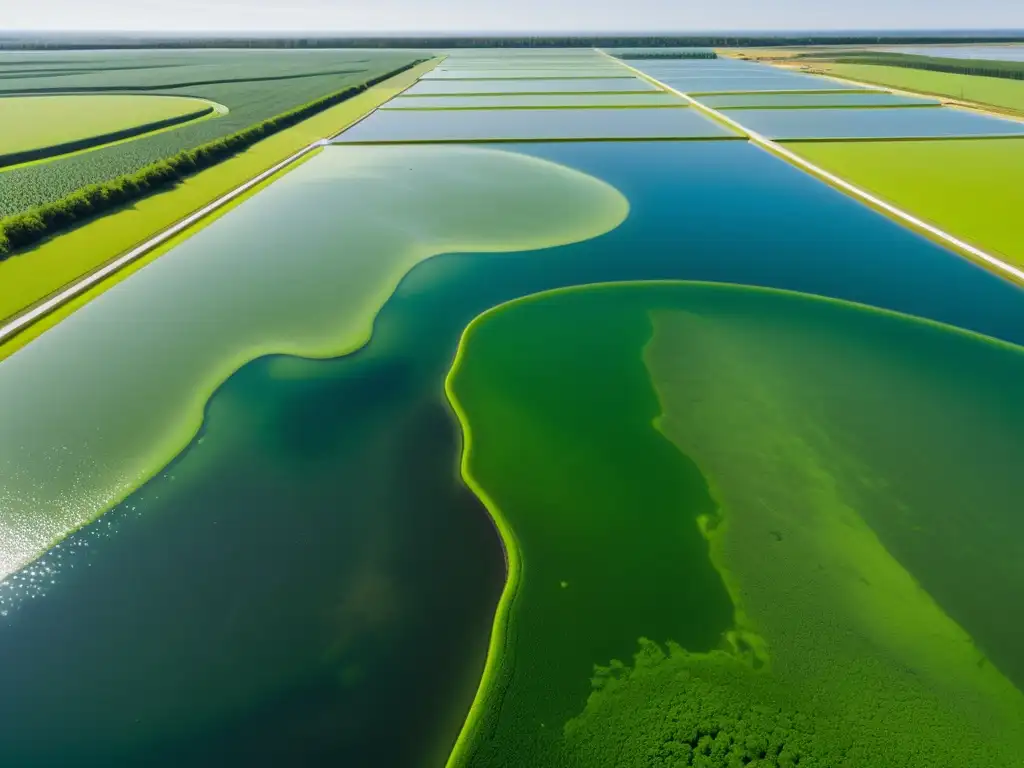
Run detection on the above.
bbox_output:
[790,137,1024,270]
[802,62,1024,114]
[818,52,1024,81]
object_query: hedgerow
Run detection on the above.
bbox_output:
[0,59,422,259]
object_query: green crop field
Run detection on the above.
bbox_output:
[0,49,423,238]
[807,62,1024,114]
[0,94,213,167]
[790,137,1024,269]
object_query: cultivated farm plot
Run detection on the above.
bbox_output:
[0,49,422,217]
[809,62,1024,115]
[0,94,214,166]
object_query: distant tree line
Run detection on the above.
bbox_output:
[617,52,718,60]
[807,51,1024,81]
[4,34,1024,51]
[0,60,423,259]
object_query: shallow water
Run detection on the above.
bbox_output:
[2,139,1023,765]
[381,93,685,109]
[0,144,626,583]
[422,69,633,79]
[334,106,735,143]
[702,91,939,108]
[403,77,657,95]
[656,74,868,93]
[734,105,1024,139]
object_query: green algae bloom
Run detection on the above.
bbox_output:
[0,144,627,579]
[447,281,1024,767]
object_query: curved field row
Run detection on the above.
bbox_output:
[0,94,221,169]
[446,281,1024,767]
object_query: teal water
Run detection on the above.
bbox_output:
[421,69,633,79]
[1,140,1023,766]
[381,93,685,109]
[734,105,1024,139]
[703,91,940,108]
[402,77,657,96]
[334,107,734,143]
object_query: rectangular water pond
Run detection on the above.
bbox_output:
[333,107,738,143]
[382,93,686,109]
[403,78,659,96]
[734,106,1024,140]
[701,92,941,109]
[423,69,632,80]
[656,74,867,94]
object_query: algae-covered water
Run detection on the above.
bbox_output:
[1,140,1023,765]
[448,282,1024,767]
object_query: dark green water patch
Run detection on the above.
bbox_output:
[453,281,1024,767]
[447,286,734,765]
[2,140,1024,765]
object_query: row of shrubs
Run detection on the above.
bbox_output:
[0,59,423,259]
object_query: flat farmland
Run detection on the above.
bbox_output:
[0,94,215,167]
[806,62,1024,114]
[0,50,423,219]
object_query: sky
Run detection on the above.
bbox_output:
[2,0,1023,33]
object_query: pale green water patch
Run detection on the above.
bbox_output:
[0,144,628,580]
[632,281,1024,766]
